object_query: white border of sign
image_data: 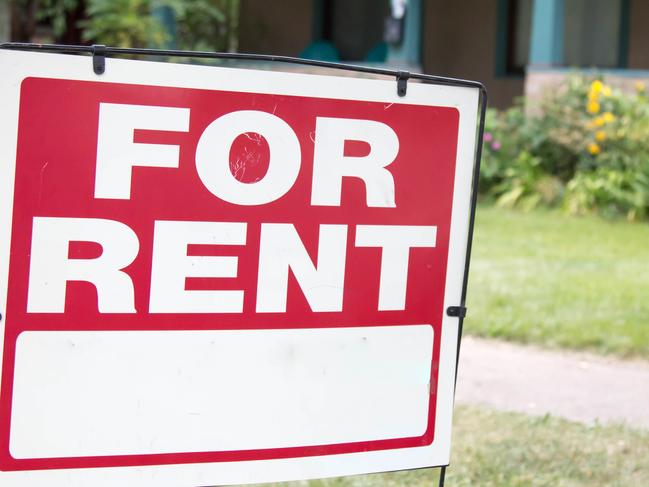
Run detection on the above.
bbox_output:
[0,49,479,487]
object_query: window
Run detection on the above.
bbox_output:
[497,0,533,76]
[564,0,624,68]
[315,0,390,62]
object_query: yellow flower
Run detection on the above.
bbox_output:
[602,112,615,123]
[602,85,612,97]
[636,81,646,92]
[588,142,601,155]
[588,90,599,102]
[594,117,606,127]
[587,101,600,114]
[590,80,604,93]
[595,130,606,142]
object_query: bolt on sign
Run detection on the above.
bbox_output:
[0,48,481,486]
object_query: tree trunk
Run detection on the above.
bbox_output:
[57,0,87,44]
[10,0,40,42]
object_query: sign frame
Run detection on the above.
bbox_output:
[0,43,487,487]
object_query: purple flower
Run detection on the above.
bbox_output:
[483,132,494,142]
[491,140,501,151]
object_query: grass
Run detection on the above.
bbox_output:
[465,205,649,358]
[261,405,649,487]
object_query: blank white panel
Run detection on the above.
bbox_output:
[10,325,433,459]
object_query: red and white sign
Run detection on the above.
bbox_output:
[0,50,479,486]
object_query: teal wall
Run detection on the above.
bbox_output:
[529,0,564,66]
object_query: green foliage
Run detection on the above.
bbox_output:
[37,0,81,39]
[174,0,231,52]
[481,106,564,210]
[566,166,649,220]
[79,0,169,48]
[29,0,236,54]
[478,109,507,193]
[481,76,649,220]
[494,151,563,210]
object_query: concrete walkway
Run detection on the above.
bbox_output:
[454,336,649,429]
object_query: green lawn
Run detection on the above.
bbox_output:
[465,205,649,358]
[262,405,649,487]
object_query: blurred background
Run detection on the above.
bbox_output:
[2,1,648,485]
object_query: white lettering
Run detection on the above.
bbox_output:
[27,217,139,313]
[149,220,246,313]
[355,225,437,310]
[311,117,399,207]
[195,111,301,205]
[256,224,348,312]
[95,103,190,199]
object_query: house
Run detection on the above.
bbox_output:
[238,0,649,108]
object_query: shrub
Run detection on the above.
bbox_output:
[480,76,649,220]
[565,166,649,220]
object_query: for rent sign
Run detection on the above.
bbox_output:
[0,49,480,486]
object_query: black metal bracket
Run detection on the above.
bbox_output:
[92,44,106,75]
[446,306,467,318]
[396,70,410,97]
